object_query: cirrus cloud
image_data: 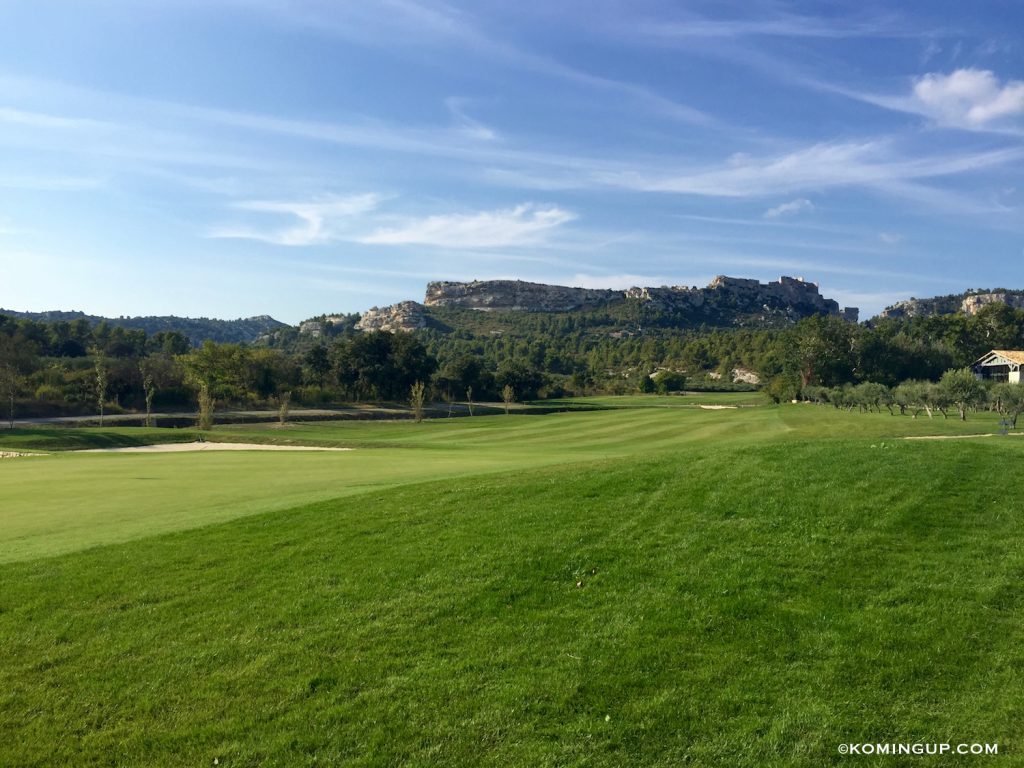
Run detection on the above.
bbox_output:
[360,203,576,248]
[764,198,814,218]
[208,194,382,246]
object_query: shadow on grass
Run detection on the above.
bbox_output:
[0,427,201,452]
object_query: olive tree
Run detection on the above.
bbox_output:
[893,381,926,418]
[853,382,892,413]
[991,382,1024,429]
[938,368,986,421]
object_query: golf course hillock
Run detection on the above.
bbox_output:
[1,401,1022,765]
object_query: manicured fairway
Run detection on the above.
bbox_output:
[542,391,768,408]
[1,406,790,562]
[1,403,1022,765]
[1,405,1008,562]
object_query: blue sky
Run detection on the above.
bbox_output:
[1,0,1023,323]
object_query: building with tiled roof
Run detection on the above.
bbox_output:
[972,350,1024,383]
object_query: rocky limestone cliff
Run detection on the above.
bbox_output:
[424,275,857,323]
[355,301,427,332]
[425,280,618,312]
[627,276,857,324]
[878,290,1024,320]
[961,292,1024,315]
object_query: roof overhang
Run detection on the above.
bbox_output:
[973,350,1024,370]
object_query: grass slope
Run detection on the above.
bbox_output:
[0,426,203,452]
[2,436,1024,766]
[0,405,1013,563]
[0,407,788,563]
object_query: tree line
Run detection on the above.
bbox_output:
[802,371,1024,424]
[3,299,1024,424]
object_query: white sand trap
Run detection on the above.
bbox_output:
[0,451,48,458]
[699,405,738,410]
[80,441,353,453]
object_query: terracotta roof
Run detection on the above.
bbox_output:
[989,350,1024,365]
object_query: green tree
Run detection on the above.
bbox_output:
[938,368,986,421]
[0,332,38,428]
[893,381,926,417]
[197,382,215,431]
[138,355,179,427]
[853,382,892,413]
[501,384,515,415]
[790,315,856,387]
[410,380,426,423]
[278,391,291,426]
[93,352,108,426]
[495,360,544,401]
[764,372,800,404]
[304,344,331,390]
[991,382,1024,429]
[654,370,686,394]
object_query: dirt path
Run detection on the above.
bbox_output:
[901,433,1024,440]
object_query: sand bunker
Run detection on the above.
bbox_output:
[0,451,47,458]
[80,441,353,453]
[699,405,738,410]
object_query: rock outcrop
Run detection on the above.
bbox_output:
[355,301,427,332]
[626,275,857,323]
[961,292,1024,316]
[425,280,618,312]
[298,320,324,337]
[878,290,1024,320]
[424,276,858,323]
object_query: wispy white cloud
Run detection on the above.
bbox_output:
[209,194,382,246]
[920,39,943,65]
[632,12,914,41]
[592,140,1024,204]
[224,0,717,127]
[0,106,110,131]
[445,97,498,141]
[763,198,813,218]
[0,174,103,191]
[9,73,1019,218]
[360,203,576,247]
[879,232,904,244]
[833,69,1024,134]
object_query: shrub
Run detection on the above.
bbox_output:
[33,384,65,402]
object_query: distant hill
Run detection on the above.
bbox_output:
[0,309,288,346]
[331,275,859,337]
[876,289,1024,320]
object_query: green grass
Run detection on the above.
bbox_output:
[0,408,788,563]
[539,391,768,408]
[0,425,203,452]
[2,404,1023,765]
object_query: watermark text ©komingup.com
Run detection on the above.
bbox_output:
[838,742,998,756]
